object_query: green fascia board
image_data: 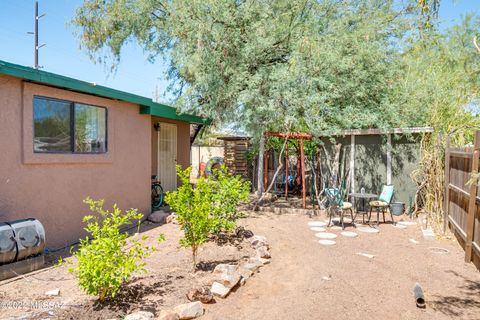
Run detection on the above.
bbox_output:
[0,59,210,124]
[140,105,211,124]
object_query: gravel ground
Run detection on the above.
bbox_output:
[204,211,480,320]
[0,221,255,320]
[0,210,479,320]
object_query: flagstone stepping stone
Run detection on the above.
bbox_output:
[308,221,327,227]
[310,227,326,232]
[397,221,417,226]
[429,247,449,254]
[330,226,343,231]
[393,224,407,229]
[315,232,337,239]
[341,231,358,238]
[356,252,375,259]
[318,239,336,246]
[357,227,380,234]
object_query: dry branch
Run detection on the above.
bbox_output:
[255,136,289,208]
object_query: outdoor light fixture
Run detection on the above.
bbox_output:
[153,122,161,131]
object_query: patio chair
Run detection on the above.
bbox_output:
[368,185,395,225]
[325,187,355,230]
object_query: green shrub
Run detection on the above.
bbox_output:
[210,166,250,234]
[66,197,163,301]
[165,166,251,270]
[165,166,217,270]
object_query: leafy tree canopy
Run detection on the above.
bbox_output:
[73,0,439,139]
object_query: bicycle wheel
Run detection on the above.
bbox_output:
[151,184,164,209]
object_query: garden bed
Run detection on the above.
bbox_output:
[0,220,256,319]
[2,209,480,320]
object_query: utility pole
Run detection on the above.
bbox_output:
[29,1,46,69]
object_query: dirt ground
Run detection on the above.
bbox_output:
[0,221,256,320]
[1,210,480,320]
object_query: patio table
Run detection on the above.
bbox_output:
[348,192,378,224]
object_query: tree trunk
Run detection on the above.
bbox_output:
[331,143,342,187]
[257,134,265,197]
[192,245,198,272]
[256,137,288,206]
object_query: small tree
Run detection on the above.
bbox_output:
[66,197,162,301]
[165,166,217,270]
[210,166,250,234]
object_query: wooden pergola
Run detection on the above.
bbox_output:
[264,132,313,208]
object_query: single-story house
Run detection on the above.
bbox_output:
[0,60,209,248]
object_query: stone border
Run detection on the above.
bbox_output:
[125,233,271,320]
[240,204,320,216]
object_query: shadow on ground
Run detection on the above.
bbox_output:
[430,270,480,317]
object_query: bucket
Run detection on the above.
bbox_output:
[390,202,405,216]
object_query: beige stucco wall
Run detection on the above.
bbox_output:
[0,75,152,248]
[190,145,224,177]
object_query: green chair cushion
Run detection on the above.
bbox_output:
[379,185,394,203]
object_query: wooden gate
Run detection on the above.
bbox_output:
[445,131,480,270]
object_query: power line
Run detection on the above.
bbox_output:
[0,1,169,98]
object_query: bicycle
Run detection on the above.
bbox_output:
[151,175,164,210]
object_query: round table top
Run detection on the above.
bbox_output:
[349,192,378,198]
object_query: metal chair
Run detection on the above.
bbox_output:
[368,185,395,225]
[325,187,355,230]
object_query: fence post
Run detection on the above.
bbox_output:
[465,131,480,262]
[443,135,450,234]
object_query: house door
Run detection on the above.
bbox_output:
[157,123,177,191]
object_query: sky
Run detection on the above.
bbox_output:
[0,0,479,103]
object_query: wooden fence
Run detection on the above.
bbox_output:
[444,131,480,270]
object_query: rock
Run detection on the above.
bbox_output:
[124,311,154,320]
[238,266,254,280]
[240,277,246,286]
[409,238,419,244]
[422,227,435,240]
[249,235,269,249]
[147,210,170,223]
[166,214,178,224]
[158,310,180,320]
[242,257,263,272]
[45,288,60,296]
[261,192,276,203]
[211,281,231,298]
[213,264,238,274]
[236,226,254,239]
[173,301,204,319]
[213,264,241,288]
[186,287,214,304]
[356,252,375,259]
[220,271,241,288]
[256,246,271,259]
[259,258,270,265]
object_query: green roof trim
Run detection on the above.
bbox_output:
[0,60,210,124]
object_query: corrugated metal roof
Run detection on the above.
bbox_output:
[318,127,433,137]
